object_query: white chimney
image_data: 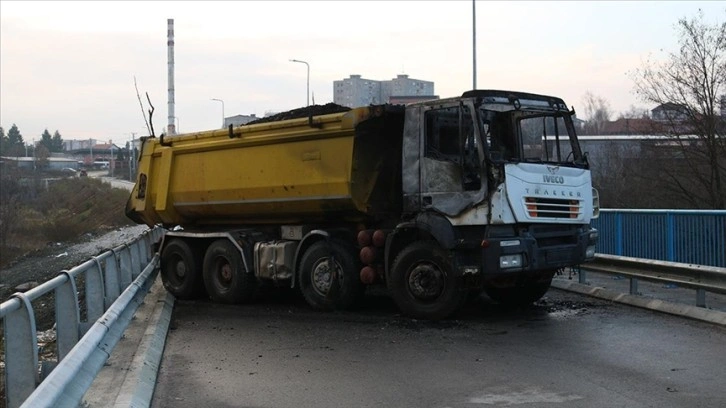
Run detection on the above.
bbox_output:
[167,18,176,135]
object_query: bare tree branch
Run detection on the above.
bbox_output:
[135,76,152,136]
[628,9,726,208]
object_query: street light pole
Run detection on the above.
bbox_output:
[472,0,477,90]
[211,98,225,128]
[289,59,310,107]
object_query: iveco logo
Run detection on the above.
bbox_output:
[543,175,565,184]
[546,165,560,174]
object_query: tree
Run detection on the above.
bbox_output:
[0,126,7,156]
[40,129,53,151]
[35,144,50,169]
[618,105,651,120]
[580,91,612,135]
[629,9,726,209]
[6,124,25,157]
[51,130,64,152]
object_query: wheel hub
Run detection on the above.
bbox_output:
[312,259,339,296]
[407,263,445,301]
[174,259,187,278]
[220,263,233,283]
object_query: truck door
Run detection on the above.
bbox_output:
[418,103,485,216]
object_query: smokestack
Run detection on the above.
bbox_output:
[167,18,176,135]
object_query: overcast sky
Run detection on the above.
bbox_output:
[1,1,724,147]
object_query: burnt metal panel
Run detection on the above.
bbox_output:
[402,106,422,213]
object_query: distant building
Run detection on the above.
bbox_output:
[0,156,79,170]
[651,103,689,122]
[224,114,259,128]
[63,139,121,166]
[63,139,97,151]
[333,74,438,108]
[599,118,654,135]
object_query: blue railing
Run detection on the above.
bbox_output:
[592,209,726,267]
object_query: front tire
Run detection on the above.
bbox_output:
[160,239,204,299]
[298,240,362,311]
[203,239,257,304]
[389,241,464,320]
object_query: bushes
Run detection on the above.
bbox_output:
[0,175,134,268]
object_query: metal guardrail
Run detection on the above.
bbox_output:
[592,209,726,267]
[0,227,165,408]
[579,253,726,308]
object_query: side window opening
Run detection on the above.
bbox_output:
[425,107,461,163]
[424,105,481,191]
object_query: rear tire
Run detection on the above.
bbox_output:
[298,240,362,311]
[160,239,204,299]
[203,239,257,304]
[389,241,465,320]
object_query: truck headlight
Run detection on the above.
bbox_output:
[589,229,599,245]
[500,254,522,268]
[592,188,600,219]
[586,246,596,259]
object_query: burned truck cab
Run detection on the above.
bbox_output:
[393,90,599,309]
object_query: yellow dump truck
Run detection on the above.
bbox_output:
[126,90,599,320]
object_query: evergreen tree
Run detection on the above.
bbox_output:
[0,126,7,156]
[51,130,64,152]
[6,124,25,157]
[40,129,53,151]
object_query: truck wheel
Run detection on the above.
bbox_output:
[390,241,464,320]
[160,239,204,299]
[203,239,257,304]
[298,240,362,311]
[484,278,553,306]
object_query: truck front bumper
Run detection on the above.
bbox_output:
[457,225,598,282]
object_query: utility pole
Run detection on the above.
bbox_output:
[129,132,137,181]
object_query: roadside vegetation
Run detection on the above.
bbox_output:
[0,167,133,269]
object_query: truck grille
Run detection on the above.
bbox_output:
[524,197,580,219]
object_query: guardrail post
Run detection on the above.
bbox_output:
[3,294,39,408]
[55,271,80,362]
[696,288,706,308]
[118,245,133,290]
[578,267,587,284]
[629,277,639,295]
[616,212,623,256]
[666,212,675,262]
[104,252,121,309]
[130,241,142,279]
[142,231,153,262]
[81,258,106,335]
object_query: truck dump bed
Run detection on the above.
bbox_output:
[125,105,405,228]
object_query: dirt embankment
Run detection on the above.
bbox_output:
[0,224,152,322]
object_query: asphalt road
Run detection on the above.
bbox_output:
[151,288,726,408]
[85,170,135,191]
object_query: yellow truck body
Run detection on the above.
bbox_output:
[126,106,403,228]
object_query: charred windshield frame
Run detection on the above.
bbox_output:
[475,101,586,167]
